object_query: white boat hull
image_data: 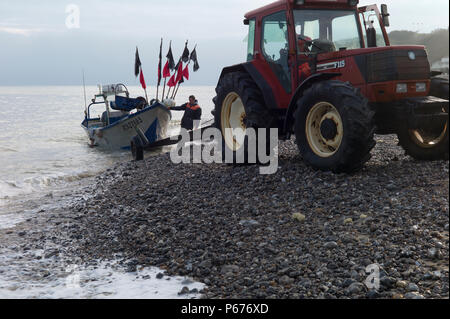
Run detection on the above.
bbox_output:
[82,104,171,150]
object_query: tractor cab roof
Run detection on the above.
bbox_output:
[245,0,359,19]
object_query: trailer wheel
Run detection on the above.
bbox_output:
[213,72,276,164]
[398,77,449,160]
[295,80,376,173]
[131,136,144,161]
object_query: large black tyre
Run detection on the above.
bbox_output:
[131,135,144,161]
[294,80,376,173]
[213,72,277,164]
[430,76,449,100]
[397,76,449,161]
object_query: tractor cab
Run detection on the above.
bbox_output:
[244,0,428,105]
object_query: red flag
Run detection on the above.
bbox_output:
[139,69,147,90]
[163,61,171,78]
[167,74,176,87]
[175,61,183,84]
[182,64,189,81]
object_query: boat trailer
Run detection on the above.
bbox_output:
[131,119,215,161]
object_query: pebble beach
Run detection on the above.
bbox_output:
[1,135,448,299]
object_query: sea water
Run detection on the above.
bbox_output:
[0,85,215,221]
[0,85,215,298]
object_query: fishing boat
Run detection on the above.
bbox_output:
[81,84,171,150]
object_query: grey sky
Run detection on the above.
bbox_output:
[0,0,448,86]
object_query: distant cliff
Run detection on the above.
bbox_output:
[388,29,449,63]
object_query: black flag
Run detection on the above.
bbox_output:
[158,39,163,86]
[135,47,142,77]
[182,40,190,63]
[166,42,175,71]
[190,47,200,72]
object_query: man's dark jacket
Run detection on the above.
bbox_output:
[171,101,202,130]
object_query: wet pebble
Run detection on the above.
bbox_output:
[3,137,447,300]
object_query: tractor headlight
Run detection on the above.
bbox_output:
[416,82,427,92]
[396,83,408,93]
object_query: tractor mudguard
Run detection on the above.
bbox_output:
[219,63,277,111]
[283,73,341,136]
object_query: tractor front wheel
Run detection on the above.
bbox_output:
[295,80,376,173]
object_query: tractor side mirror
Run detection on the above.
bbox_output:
[381,4,390,27]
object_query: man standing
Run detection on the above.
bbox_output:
[170,95,202,131]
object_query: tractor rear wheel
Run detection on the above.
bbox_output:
[294,80,376,173]
[397,77,449,161]
[430,76,449,100]
[213,72,276,164]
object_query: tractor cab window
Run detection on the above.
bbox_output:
[294,10,363,54]
[261,11,291,93]
[360,10,387,47]
[247,19,256,61]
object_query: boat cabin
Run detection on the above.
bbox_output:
[83,84,148,129]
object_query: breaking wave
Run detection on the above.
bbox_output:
[0,171,100,201]
[0,147,18,153]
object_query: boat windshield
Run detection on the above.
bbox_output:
[294,9,362,53]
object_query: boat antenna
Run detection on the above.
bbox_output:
[82,68,88,113]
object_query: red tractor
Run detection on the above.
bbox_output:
[213,0,449,173]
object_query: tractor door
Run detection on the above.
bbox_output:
[261,11,292,93]
[252,10,293,109]
[293,13,322,85]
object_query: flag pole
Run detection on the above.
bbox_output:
[156,80,159,102]
[173,81,182,99]
[162,78,167,101]
[156,38,163,102]
[156,84,159,102]
[144,88,149,104]
[171,84,179,100]
[171,55,184,100]
[172,61,187,100]
[162,40,173,102]
[82,68,87,113]
[141,66,149,104]
[172,62,189,100]
[171,60,182,100]
[172,78,182,100]
[171,68,180,100]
